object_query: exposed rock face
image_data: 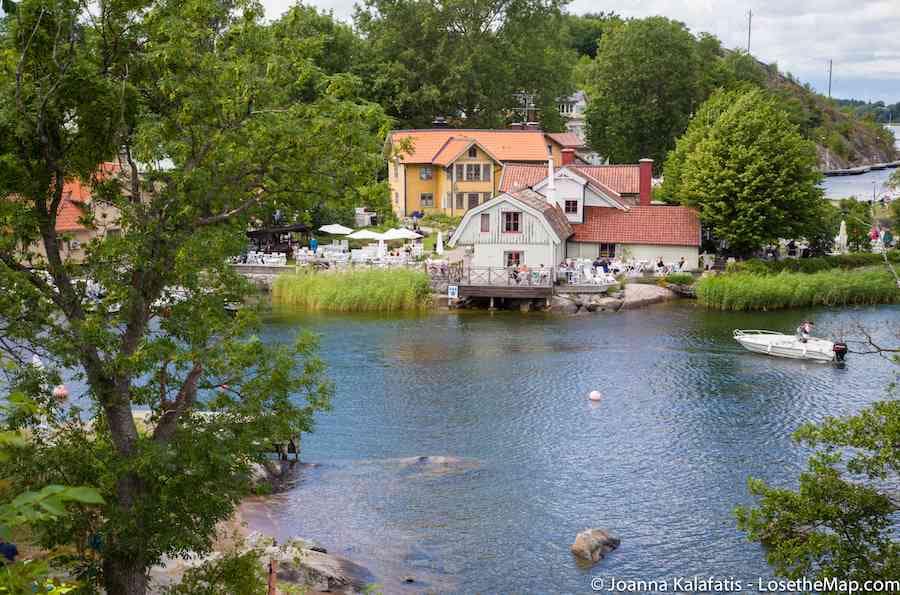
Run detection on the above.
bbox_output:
[621,284,676,309]
[570,528,621,564]
[666,283,697,298]
[270,543,373,594]
[551,293,624,314]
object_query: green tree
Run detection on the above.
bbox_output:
[0,1,388,593]
[354,0,575,129]
[584,17,700,165]
[838,198,874,251]
[736,332,900,588]
[661,88,824,255]
[562,11,620,58]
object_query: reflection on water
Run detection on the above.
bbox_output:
[253,304,898,593]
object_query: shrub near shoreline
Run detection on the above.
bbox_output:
[696,267,899,310]
[727,251,899,275]
[272,269,432,312]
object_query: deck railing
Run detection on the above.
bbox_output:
[444,266,555,288]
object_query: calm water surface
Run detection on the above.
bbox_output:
[244,304,899,594]
[821,124,899,200]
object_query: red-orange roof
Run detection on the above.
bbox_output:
[499,163,640,198]
[54,162,121,232]
[572,206,701,246]
[547,132,585,148]
[388,129,552,164]
[573,165,640,195]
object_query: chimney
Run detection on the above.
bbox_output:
[561,148,576,166]
[639,158,653,206]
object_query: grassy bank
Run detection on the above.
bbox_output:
[271,269,432,312]
[696,267,899,310]
[727,251,899,275]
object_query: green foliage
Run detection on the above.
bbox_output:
[839,198,874,251]
[563,12,621,58]
[419,213,462,231]
[890,197,900,231]
[0,1,362,592]
[354,0,575,129]
[584,17,700,165]
[727,251,900,275]
[662,273,694,286]
[662,88,824,255]
[272,269,432,312]
[695,268,899,310]
[736,399,900,587]
[162,549,267,595]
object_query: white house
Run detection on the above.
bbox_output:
[448,189,573,269]
[499,157,703,269]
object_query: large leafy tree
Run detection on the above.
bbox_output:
[0,1,387,593]
[583,16,700,165]
[736,334,900,589]
[354,0,575,129]
[660,88,824,255]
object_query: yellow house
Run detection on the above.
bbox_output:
[386,129,575,218]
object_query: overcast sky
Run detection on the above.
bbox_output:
[260,0,900,104]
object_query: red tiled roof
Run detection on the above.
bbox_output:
[547,132,585,148]
[572,206,701,246]
[54,162,121,232]
[499,163,639,198]
[499,164,547,193]
[573,165,640,195]
[388,129,552,163]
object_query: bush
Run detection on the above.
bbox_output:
[663,272,694,285]
[727,251,899,275]
[696,267,899,310]
[419,213,462,231]
[272,269,432,312]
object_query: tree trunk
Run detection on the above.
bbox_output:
[103,556,148,595]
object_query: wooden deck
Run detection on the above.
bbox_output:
[457,285,553,299]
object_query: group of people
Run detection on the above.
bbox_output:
[511,263,550,284]
[656,256,687,274]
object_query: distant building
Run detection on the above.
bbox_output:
[24,162,124,264]
[385,128,582,218]
[558,91,588,142]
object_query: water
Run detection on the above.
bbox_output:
[245,304,899,593]
[821,124,899,200]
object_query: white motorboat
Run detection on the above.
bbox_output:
[733,329,847,363]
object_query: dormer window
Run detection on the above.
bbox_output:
[468,146,477,158]
[564,200,578,214]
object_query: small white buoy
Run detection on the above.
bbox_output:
[588,390,602,402]
[52,384,69,401]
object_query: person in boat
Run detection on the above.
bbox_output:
[796,321,814,343]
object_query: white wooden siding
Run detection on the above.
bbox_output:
[454,199,555,246]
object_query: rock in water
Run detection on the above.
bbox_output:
[570,528,620,563]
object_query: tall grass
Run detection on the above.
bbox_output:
[727,251,899,275]
[272,269,432,312]
[696,267,899,311]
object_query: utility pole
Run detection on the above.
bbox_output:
[747,9,752,53]
[827,59,833,98]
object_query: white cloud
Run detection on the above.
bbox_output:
[260,0,900,102]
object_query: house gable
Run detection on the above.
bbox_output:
[449,193,565,247]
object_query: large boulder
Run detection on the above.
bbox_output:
[570,528,620,564]
[549,294,581,314]
[272,544,373,594]
[584,295,624,312]
[621,284,676,309]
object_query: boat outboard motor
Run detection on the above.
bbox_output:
[832,342,848,363]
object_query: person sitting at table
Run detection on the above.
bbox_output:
[655,256,665,271]
[677,256,686,271]
[516,263,529,283]
[600,258,610,274]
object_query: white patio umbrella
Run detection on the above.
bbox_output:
[435,231,444,255]
[382,228,423,241]
[348,229,389,257]
[835,220,848,254]
[319,224,354,235]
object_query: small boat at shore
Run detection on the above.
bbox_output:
[733,329,847,363]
